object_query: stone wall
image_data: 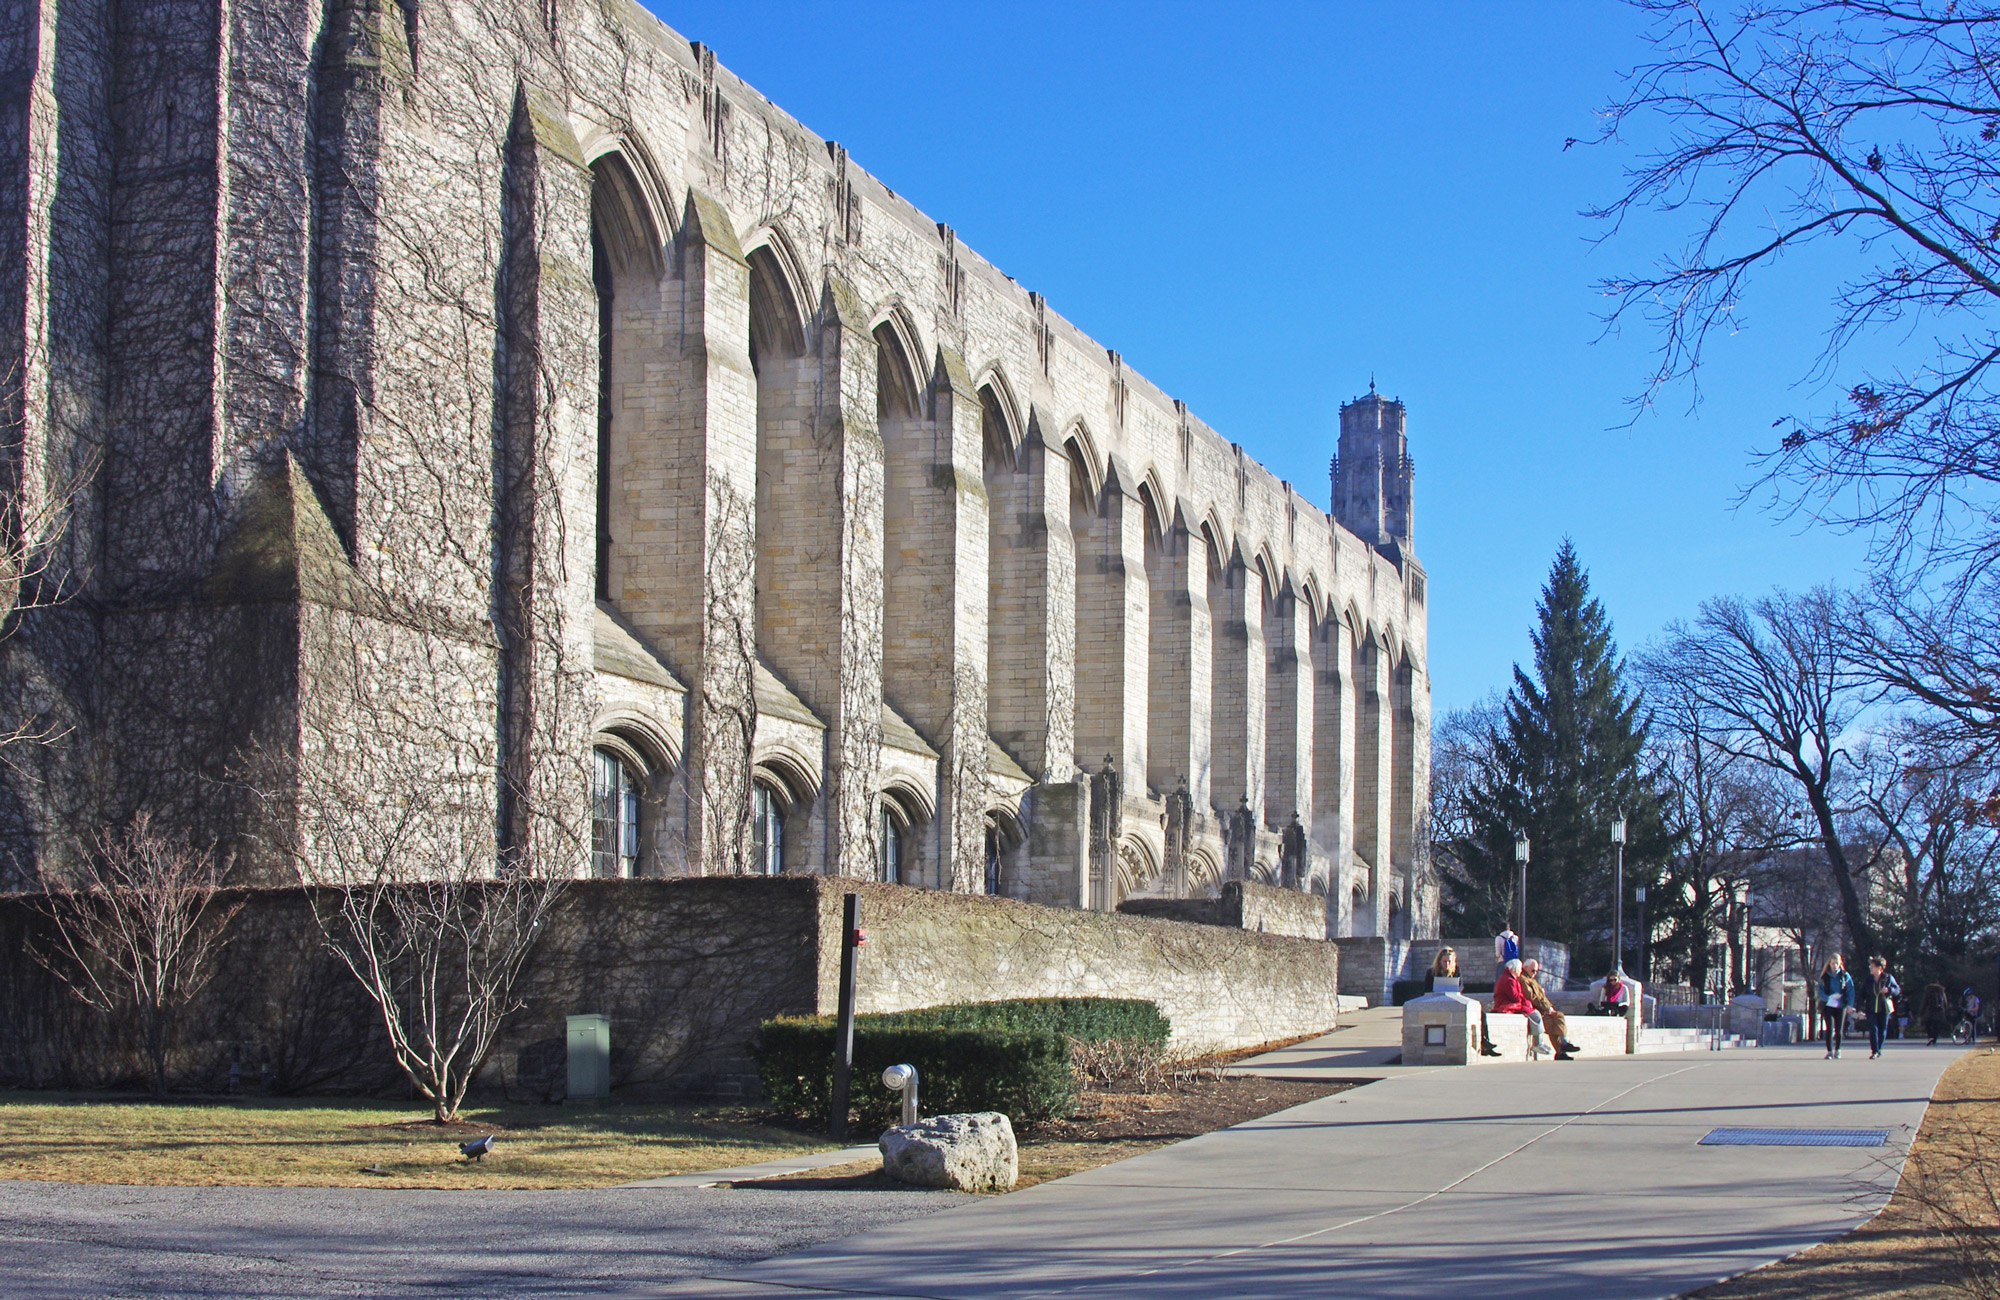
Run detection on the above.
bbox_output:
[1117,880,1326,941]
[1410,937,1570,989]
[1332,936,1416,1004]
[0,876,1339,1097]
[0,0,1434,941]
[821,881,1339,1053]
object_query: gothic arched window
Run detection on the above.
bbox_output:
[751,780,787,876]
[591,746,642,878]
[879,803,906,884]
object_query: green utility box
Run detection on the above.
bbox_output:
[566,1014,610,1101]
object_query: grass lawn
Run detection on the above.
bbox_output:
[0,1092,835,1189]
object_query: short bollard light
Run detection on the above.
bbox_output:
[881,1063,919,1127]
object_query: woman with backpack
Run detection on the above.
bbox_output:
[1858,956,1900,1059]
[1817,955,1855,1059]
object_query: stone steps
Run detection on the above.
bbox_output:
[1635,1027,1761,1053]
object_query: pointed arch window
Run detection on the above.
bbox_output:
[591,747,642,878]
[880,802,906,884]
[751,779,787,876]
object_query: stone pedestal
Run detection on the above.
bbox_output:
[1401,991,1483,1065]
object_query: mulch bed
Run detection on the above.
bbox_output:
[733,1074,1353,1193]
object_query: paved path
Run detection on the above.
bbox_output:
[653,1040,1963,1299]
[0,1182,957,1298]
[1225,1004,1410,1078]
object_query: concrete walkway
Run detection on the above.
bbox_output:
[652,1040,1963,1299]
[1225,1004,1409,1078]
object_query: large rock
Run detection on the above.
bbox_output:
[879,1112,1018,1192]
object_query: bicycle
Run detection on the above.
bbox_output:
[1953,1016,1977,1046]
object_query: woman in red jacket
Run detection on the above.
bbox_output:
[1494,959,1555,1056]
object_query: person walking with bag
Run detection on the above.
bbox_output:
[1919,983,1949,1045]
[1858,957,1900,1059]
[1818,955,1855,1059]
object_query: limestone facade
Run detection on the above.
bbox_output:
[0,0,1433,937]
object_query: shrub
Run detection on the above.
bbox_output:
[756,1018,1074,1128]
[895,997,1169,1045]
[754,997,1169,1129]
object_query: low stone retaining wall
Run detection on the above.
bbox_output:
[1411,937,1571,988]
[828,881,1339,1051]
[1478,1010,1629,1061]
[0,876,1340,1099]
[1117,880,1327,941]
[1331,936,1415,1005]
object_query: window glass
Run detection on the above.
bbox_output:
[752,781,785,876]
[591,747,642,877]
[880,806,903,884]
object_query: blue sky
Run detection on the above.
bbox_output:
[647,1,1876,715]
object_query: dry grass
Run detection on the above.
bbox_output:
[1684,1047,2000,1300]
[0,1092,834,1189]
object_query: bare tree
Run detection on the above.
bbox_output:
[1641,587,1881,952]
[32,813,241,1097]
[1430,694,1509,933]
[1850,733,2000,975]
[1597,1,2000,584]
[1848,573,2000,794]
[1643,673,1783,990]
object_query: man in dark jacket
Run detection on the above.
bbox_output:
[1858,957,1900,1059]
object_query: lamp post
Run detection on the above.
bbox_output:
[1611,812,1628,976]
[1633,885,1648,981]
[1513,830,1531,941]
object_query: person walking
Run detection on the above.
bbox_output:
[1858,956,1900,1059]
[1919,983,1949,1045]
[1818,955,1855,1058]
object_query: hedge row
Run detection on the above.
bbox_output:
[754,997,1169,1129]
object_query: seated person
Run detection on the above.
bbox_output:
[1521,959,1581,1060]
[1426,947,1501,1056]
[1493,959,1557,1057]
[1592,969,1632,1016]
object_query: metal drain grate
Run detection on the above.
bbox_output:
[1699,1128,1889,1148]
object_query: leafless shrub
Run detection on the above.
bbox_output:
[1066,1036,1237,1093]
[1899,1128,2000,1299]
[1163,1047,1232,1089]
[30,813,241,1097]
[1067,1035,1167,1091]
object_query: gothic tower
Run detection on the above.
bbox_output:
[1331,386,1415,558]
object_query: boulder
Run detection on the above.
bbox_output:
[879,1112,1018,1192]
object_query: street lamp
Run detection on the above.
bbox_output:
[1513,830,1531,940]
[1611,812,1628,976]
[1634,885,1648,981]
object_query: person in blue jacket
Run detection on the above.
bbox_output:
[1818,954,1856,1059]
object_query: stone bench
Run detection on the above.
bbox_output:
[1403,987,1639,1064]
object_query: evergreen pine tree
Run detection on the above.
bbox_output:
[1453,541,1669,972]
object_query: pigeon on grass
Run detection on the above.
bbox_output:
[460,1135,495,1162]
